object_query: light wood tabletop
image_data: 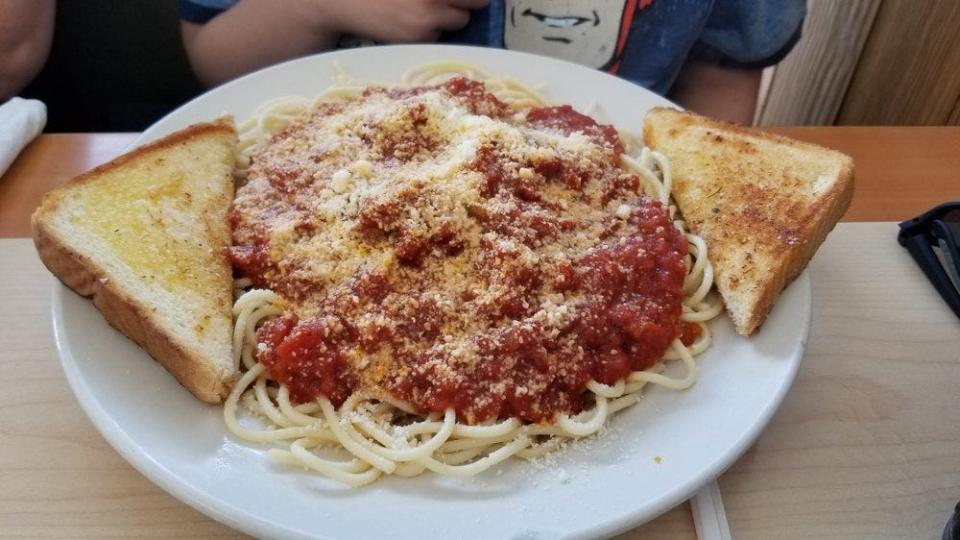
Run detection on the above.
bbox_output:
[1,129,959,539]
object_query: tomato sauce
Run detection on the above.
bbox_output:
[232,78,691,423]
[527,105,625,156]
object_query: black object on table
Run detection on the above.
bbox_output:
[945,499,960,540]
[898,202,960,319]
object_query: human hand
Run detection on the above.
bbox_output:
[324,0,490,43]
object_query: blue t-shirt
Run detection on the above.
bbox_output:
[180,0,804,94]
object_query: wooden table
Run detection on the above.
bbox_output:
[1,130,959,539]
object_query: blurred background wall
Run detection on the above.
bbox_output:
[757,0,960,126]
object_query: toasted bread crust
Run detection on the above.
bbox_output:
[742,156,854,333]
[644,107,854,335]
[33,217,228,402]
[31,120,236,403]
[47,119,236,192]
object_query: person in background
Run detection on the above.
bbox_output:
[179,0,805,125]
[0,0,55,101]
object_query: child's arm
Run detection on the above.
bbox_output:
[182,0,488,87]
[0,0,55,99]
[668,60,762,125]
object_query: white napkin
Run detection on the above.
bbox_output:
[0,97,47,178]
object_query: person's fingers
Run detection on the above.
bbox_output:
[433,7,471,31]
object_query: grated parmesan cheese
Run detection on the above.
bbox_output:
[231,81,676,420]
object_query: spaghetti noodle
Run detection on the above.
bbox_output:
[225,63,722,486]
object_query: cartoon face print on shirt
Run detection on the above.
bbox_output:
[503,0,650,71]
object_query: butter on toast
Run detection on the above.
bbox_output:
[32,120,238,402]
[643,107,853,335]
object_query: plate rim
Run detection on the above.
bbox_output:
[51,284,300,539]
[53,274,810,539]
[134,43,683,144]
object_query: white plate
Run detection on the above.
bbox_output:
[53,45,810,539]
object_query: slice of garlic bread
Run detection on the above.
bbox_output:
[32,120,238,402]
[644,107,854,335]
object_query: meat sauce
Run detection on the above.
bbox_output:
[232,78,695,424]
